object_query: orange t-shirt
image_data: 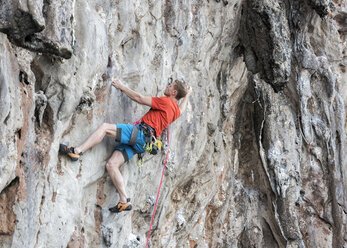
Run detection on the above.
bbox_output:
[142,97,180,137]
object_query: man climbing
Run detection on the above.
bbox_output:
[59,78,192,213]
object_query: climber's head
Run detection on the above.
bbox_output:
[164,79,187,100]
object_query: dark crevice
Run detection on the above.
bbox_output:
[307,0,329,17]
[30,60,45,92]
[42,104,54,131]
[326,156,344,247]
[9,34,72,59]
[24,35,33,43]
[261,218,280,248]
[16,129,21,140]
[239,0,292,92]
[42,0,51,19]
[3,112,10,125]
[19,70,29,85]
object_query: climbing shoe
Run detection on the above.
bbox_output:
[59,144,81,161]
[109,198,132,213]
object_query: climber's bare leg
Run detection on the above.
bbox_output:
[106,150,128,203]
[74,123,117,154]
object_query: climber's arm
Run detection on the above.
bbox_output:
[112,79,152,107]
[179,85,192,114]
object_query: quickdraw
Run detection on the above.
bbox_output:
[143,135,163,154]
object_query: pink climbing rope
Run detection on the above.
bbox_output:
[132,118,142,125]
[145,127,169,248]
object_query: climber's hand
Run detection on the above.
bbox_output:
[112,79,124,90]
[186,85,192,96]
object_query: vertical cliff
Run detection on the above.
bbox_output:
[0,0,346,247]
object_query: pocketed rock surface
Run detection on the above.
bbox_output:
[0,0,346,247]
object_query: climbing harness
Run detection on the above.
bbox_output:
[145,127,169,248]
[140,123,162,154]
[143,134,163,155]
[137,123,163,167]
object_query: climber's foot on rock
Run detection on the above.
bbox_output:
[59,144,81,161]
[109,198,132,213]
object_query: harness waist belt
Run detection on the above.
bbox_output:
[140,123,156,137]
[115,125,139,146]
[128,125,139,146]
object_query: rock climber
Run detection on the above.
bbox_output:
[59,78,192,213]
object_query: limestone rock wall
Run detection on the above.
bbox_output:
[0,0,346,247]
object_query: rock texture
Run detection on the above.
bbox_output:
[0,0,346,247]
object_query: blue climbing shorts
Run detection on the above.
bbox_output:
[115,124,146,162]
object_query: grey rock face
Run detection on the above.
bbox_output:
[0,0,346,247]
[0,0,72,58]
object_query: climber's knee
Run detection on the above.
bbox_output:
[98,123,117,138]
[106,150,125,171]
[98,122,108,130]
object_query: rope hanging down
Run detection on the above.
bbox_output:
[145,127,169,248]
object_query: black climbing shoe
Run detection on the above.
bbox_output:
[59,144,81,161]
[109,198,132,213]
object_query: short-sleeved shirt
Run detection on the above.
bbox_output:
[142,96,180,137]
